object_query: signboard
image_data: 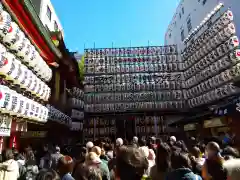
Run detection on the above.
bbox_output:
[203,118,226,128]
[184,123,196,131]
[0,115,12,136]
[20,131,47,138]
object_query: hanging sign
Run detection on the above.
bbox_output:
[0,115,12,136]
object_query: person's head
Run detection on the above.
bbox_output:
[55,146,60,153]
[86,142,94,152]
[206,141,221,159]
[222,146,239,160]
[169,136,176,145]
[116,138,123,147]
[2,149,14,161]
[156,143,171,172]
[57,155,74,175]
[36,169,60,180]
[25,149,36,165]
[116,146,148,180]
[192,146,201,159]
[77,164,102,180]
[85,152,102,166]
[104,143,113,152]
[133,136,138,144]
[139,138,147,147]
[92,146,101,157]
[171,151,192,170]
[43,144,48,152]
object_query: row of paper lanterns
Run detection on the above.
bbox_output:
[0,44,51,101]
[0,85,49,122]
[84,72,183,84]
[84,91,183,103]
[71,109,84,120]
[70,87,84,99]
[85,63,183,74]
[85,55,179,65]
[0,6,52,82]
[47,105,72,126]
[84,81,182,93]
[84,45,177,57]
[85,101,184,112]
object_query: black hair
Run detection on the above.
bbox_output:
[171,151,192,170]
[156,143,171,172]
[116,146,148,180]
[2,149,14,161]
[222,146,239,159]
[36,169,60,180]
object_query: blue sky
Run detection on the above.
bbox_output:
[51,0,179,53]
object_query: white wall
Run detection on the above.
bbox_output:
[164,0,240,52]
[38,0,64,36]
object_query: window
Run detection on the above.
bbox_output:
[181,29,185,41]
[187,17,192,32]
[179,13,181,19]
[54,21,58,31]
[182,7,184,14]
[46,5,52,20]
[169,33,172,39]
[203,0,207,5]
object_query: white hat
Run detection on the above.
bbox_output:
[133,136,138,143]
[116,138,123,147]
[170,136,176,142]
[86,141,94,149]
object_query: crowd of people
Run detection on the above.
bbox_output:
[0,135,239,180]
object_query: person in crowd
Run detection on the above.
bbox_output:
[139,146,153,175]
[139,138,147,148]
[132,136,139,148]
[57,155,75,180]
[36,169,60,180]
[104,143,113,160]
[25,149,39,180]
[85,151,110,180]
[222,146,240,180]
[12,148,25,166]
[150,143,171,180]
[92,146,108,165]
[50,146,64,170]
[73,162,102,180]
[12,148,27,180]
[169,136,179,152]
[39,144,51,169]
[0,149,20,180]
[72,146,87,176]
[86,142,94,153]
[165,151,202,180]
[190,146,205,175]
[115,146,149,180]
[202,141,227,180]
[115,138,123,148]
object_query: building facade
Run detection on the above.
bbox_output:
[164,0,240,52]
[31,0,63,35]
